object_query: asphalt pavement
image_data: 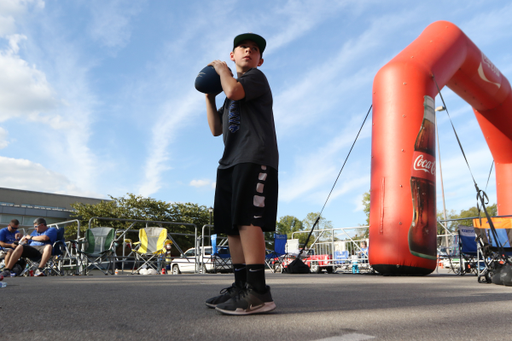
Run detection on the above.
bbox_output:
[1,268,512,341]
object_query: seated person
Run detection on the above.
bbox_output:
[1,218,57,277]
[358,241,369,263]
[0,219,23,268]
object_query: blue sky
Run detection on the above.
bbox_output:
[1,0,511,228]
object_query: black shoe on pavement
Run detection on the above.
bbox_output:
[215,284,276,315]
[205,282,243,308]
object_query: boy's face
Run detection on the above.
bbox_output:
[230,40,264,72]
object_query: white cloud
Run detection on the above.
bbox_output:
[352,193,365,213]
[460,3,512,48]
[435,146,495,210]
[0,35,60,122]
[0,5,101,193]
[88,0,142,49]
[0,1,101,196]
[0,0,44,12]
[138,91,203,196]
[267,1,348,52]
[0,0,44,37]
[0,156,101,197]
[274,9,418,135]
[0,127,8,149]
[189,179,212,188]
[280,110,371,203]
[0,15,16,36]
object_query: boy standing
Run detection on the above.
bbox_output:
[204,33,278,315]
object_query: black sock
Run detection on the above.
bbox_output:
[246,264,266,293]
[233,263,246,287]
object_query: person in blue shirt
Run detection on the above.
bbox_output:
[0,218,57,277]
[359,240,369,263]
[0,219,23,268]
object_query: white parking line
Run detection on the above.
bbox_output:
[314,333,376,341]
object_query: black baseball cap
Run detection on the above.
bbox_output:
[233,33,266,54]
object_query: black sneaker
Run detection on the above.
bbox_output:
[205,282,243,308]
[1,269,11,278]
[215,285,276,315]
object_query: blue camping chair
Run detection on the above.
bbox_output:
[212,234,231,273]
[457,225,485,276]
[265,233,287,273]
[21,226,68,276]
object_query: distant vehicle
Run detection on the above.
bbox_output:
[270,252,334,273]
[169,246,231,274]
[305,254,334,273]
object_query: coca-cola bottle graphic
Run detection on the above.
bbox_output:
[408,95,437,260]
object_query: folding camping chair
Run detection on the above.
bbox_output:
[457,225,485,276]
[51,225,83,276]
[77,227,116,275]
[20,226,67,276]
[473,217,512,283]
[212,234,231,273]
[265,233,287,273]
[131,227,171,274]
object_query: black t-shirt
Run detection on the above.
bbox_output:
[217,68,278,170]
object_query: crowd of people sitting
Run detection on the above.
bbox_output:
[0,218,57,277]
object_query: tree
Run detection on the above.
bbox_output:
[265,215,303,251]
[436,209,459,234]
[457,203,497,226]
[70,193,210,250]
[276,215,303,238]
[298,212,334,248]
[302,212,333,231]
[360,191,370,237]
[362,191,370,226]
[436,203,498,237]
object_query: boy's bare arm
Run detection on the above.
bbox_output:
[206,94,222,136]
[209,60,245,100]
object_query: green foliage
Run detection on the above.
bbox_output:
[300,212,334,248]
[362,191,370,226]
[276,215,303,238]
[436,209,459,235]
[436,203,497,232]
[455,203,497,226]
[273,213,335,249]
[360,191,370,237]
[69,193,210,250]
[302,212,333,230]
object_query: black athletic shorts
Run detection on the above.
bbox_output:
[21,245,47,259]
[214,163,278,236]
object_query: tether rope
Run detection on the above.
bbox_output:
[299,104,372,256]
[432,74,507,264]
[485,161,494,192]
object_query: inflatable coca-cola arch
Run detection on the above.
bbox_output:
[369,20,512,275]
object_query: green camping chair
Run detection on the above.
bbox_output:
[78,227,116,275]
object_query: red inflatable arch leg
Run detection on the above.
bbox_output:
[369,21,512,275]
